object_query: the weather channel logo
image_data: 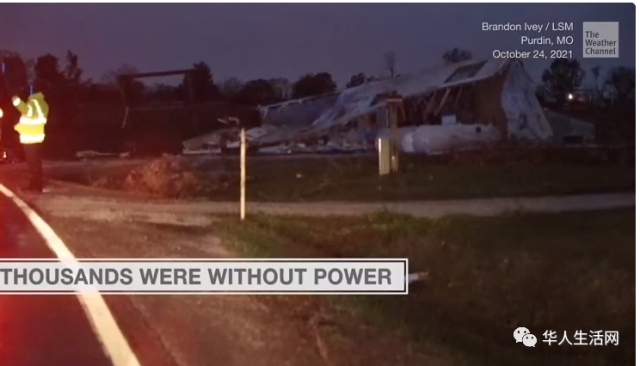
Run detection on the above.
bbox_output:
[583,22,619,58]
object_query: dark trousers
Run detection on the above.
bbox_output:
[23,143,43,191]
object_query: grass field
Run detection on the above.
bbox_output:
[231,156,635,202]
[48,146,636,202]
[218,209,635,366]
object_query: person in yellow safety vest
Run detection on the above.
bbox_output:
[11,91,49,193]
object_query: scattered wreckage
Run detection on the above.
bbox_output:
[184,58,574,156]
[72,59,595,160]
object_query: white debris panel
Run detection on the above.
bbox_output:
[379,124,501,154]
[501,60,553,140]
[183,125,277,151]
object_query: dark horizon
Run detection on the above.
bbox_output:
[0,3,635,87]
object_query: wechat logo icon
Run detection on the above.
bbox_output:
[514,327,537,347]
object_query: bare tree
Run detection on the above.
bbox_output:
[219,77,244,100]
[346,73,366,88]
[383,51,397,78]
[604,66,635,103]
[268,77,292,100]
[291,72,336,99]
[442,48,473,65]
[541,59,585,104]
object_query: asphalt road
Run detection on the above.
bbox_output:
[0,192,113,366]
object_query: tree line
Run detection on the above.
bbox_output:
[1,47,633,114]
[537,58,634,107]
[0,47,480,108]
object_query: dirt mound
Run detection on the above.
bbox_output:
[123,157,231,198]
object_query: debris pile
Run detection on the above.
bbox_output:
[123,157,222,198]
[182,58,572,156]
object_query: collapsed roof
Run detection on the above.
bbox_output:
[252,58,553,145]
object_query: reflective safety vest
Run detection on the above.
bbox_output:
[12,92,49,145]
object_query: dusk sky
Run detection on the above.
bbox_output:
[0,3,635,87]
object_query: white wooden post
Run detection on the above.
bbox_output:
[229,117,246,220]
[378,137,391,176]
[240,127,246,220]
[386,97,403,173]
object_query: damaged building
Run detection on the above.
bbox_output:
[184,58,592,155]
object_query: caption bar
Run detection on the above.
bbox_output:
[0,259,408,295]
